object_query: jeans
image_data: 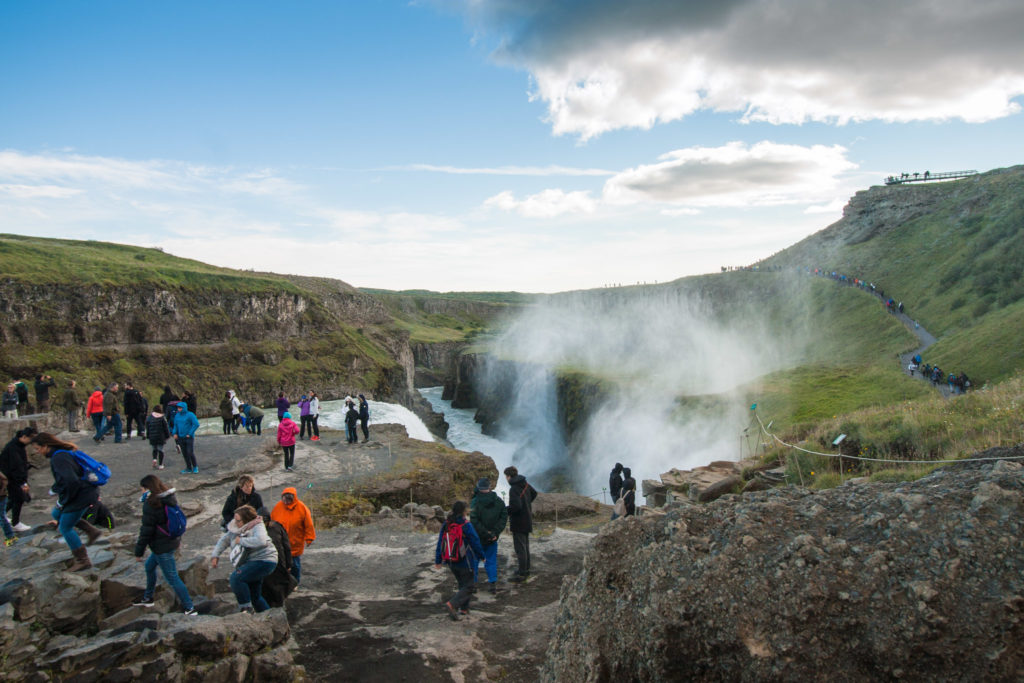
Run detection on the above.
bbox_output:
[178,437,197,470]
[512,531,531,576]
[144,551,195,610]
[91,413,106,440]
[0,496,14,539]
[474,541,499,584]
[99,413,123,442]
[447,564,475,610]
[290,554,302,583]
[231,560,277,611]
[151,444,165,466]
[52,505,87,550]
[67,410,78,432]
[248,416,263,435]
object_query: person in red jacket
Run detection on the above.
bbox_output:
[271,487,315,583]
[86,387,105,441]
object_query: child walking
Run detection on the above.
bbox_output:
[146,405,171,470]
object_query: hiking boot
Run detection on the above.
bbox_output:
[445,601,460,621]
[76,519,103,546]
[132,597,155,607]
[67,546,92,572]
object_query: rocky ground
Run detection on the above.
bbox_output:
[4,417,608,682]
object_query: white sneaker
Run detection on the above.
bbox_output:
[12,523,31,532]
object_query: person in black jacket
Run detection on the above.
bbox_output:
[123,382,145,440]
[221,475,265,530]
[132,474,197,615]
[34,375,56,413]
[504,466,538,582]
[259,506,296,608]
[0,427,36,532]
[621,467,637,517]
[146,405,171,469]
[358,395,370,442]
[609,462,624,518]
[31,433,100,571]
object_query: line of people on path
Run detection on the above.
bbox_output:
[907,354,972,394]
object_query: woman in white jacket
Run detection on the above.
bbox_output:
[210,504,279,613]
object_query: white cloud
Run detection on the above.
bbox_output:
[0,183,83,199]
[455,0,1024,138]
[804,198,847,215]
[603,141,856,207]
[401,163,614,177]
[484,188,597,218]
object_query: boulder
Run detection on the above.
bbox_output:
[531,493,602,522]
[250,646,300,682]
[696,475,741,502]
[641,479,666,498]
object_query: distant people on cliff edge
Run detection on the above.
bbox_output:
[271,487,316,584]
[344,400,359,444]
[308,391,320,441]
[609,463,624,519]
[276,412,299,471]
[240,402,265,435]
[172,401,200,474]
[620,468,637,518]
[434,499,485,620]
[505,465,538,583]
[358,394,370,442]
[229,390,242,433]
[219,392,235,434]
[34,374,55,413]
[298,394,315,441]
[211,504,278,614]
[470,477,508,593]
[62,380,81,432]
[133,474,197,615]
[221,475,265,531]
[146,404,171,470]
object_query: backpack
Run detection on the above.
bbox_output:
[58,449,111,486]
[441,521,467,563]
[159,504,188,538]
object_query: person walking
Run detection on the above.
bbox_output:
[87,386,105,440]
[210,504,278,613]
[344,401,359,444]
[172,402,199,474]
[220,475,265,530]
[434,500,485,620]
[0,427,36,532]
[504,466,537,583]
[219,392,234,435]
[31,433,102,571]
[308,392,320,441]
[470,478,508,593]
[34,375,56,413]
[146,404,171,470]
[62,380,81,432]
[271,487,315,584]
[358,395,370,442]
[123,382,145,440]
[95,382,123,444]
[132,474,197,615]
[276,412,299,471]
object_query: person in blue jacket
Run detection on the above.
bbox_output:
[434,500,485,621]
[172,402,200,474]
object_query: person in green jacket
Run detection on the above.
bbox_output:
[470,477,508,593]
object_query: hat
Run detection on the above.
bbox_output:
[283,411,292,419]
[301,395,307,400]
[476,478,491,491]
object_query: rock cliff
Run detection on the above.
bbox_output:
[543,451,1024,681]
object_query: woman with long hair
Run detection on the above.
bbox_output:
[433,500,485,621]
[210,504,278,613]
[132,474,197,615]
[30,433,101,571]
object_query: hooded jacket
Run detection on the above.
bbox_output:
[507,475,537,534]
[50,449,100,512]
[470,489,508,546]
[146,412,171,445]
[271,487,315,556]
[275,396,290,418]
[434,515,485,569]
[229,391,241,416]
[172,403,199,438]
[219,397,234,421]
[276,417,299,447]
[86,390,104,416]
[134,488,184,556]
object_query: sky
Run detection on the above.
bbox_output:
[1,0,1022,292]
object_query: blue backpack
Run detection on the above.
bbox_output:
[160,504,188,538]
[58,449,111,486]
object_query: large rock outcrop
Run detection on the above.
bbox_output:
[543,454,1024,681]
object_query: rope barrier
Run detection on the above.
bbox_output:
[753,411,1024,465]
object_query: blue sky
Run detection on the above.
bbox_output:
[2,0,1022,291]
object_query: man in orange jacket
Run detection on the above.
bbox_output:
[271,486,315,583]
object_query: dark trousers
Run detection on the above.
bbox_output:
[447,564,475,610]
[179,437,197,470]
[222,418,233,435]
[126,411,145,437]
[299,415,312,439]
[283,445,295,469]
[346,424,358,443]
[311,415,319,438]
[248,416,263,435]
[512,531,531,576]
[6,485,26,526]
[360,418,369,440]
[151,443,165,466]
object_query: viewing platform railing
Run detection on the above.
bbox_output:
[884,170,977,185]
